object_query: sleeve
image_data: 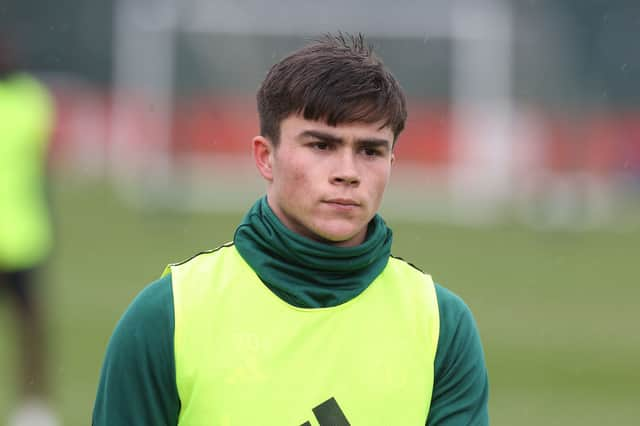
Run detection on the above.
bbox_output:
[92,274,180,426]
[426,284,489,426]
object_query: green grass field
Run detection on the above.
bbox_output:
[1,180,639,425]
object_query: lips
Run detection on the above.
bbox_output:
[324,198,360,207]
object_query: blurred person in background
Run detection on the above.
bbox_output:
[0,36,59,426]
[93,33,488,425]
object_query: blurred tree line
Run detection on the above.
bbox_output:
[1,0,639,109]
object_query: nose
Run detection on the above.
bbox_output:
[330,152,360,186]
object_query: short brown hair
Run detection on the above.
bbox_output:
[257,32,407,145]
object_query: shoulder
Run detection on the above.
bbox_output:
[93,274,180,424]
[96,274,176,383]
[385,256,440,319]
[433,283,485,375]
[103,274,175,365]
[170,242,235,266]
[120,273,174,325]
[6,73,54,129]
[386,254,489,424]
[386,255,436,288]
[386,256,475,328]
[428,283,489,425]
[11,73,52,102]
[169,242,237,277]
[434,284,474,327]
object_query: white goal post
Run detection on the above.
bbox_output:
[110,0,516,221]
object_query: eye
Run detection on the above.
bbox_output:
[311,142,331,150]
[362,147,382,157]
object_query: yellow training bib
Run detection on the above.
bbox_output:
[167,244,440,425]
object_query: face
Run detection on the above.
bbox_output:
[253,115,394,247]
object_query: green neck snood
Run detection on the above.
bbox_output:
[234,197,392,308]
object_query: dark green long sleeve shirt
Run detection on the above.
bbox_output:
[92,274,489,425]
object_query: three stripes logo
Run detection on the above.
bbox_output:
[299,397,351,426]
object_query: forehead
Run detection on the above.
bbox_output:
[280,114,394,143]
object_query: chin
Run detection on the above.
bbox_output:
[322,232,356,243]
[314,223,364,245]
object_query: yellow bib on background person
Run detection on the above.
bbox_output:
[164,245,440,426]
[0,73,54,270]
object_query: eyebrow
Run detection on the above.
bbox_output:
[298,130,392,149]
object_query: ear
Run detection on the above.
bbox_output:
[390,152,395,166]
[253,135,274,182]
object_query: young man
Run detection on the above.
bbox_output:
[0,37,59,426]
[93,33,489,425]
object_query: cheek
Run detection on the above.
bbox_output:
[291,166,307,183]
[371,165,392,191]
[277,164,309,197]
[283,167,307,191]
[286,156,316,184]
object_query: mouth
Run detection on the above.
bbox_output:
[324,198,361,208]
